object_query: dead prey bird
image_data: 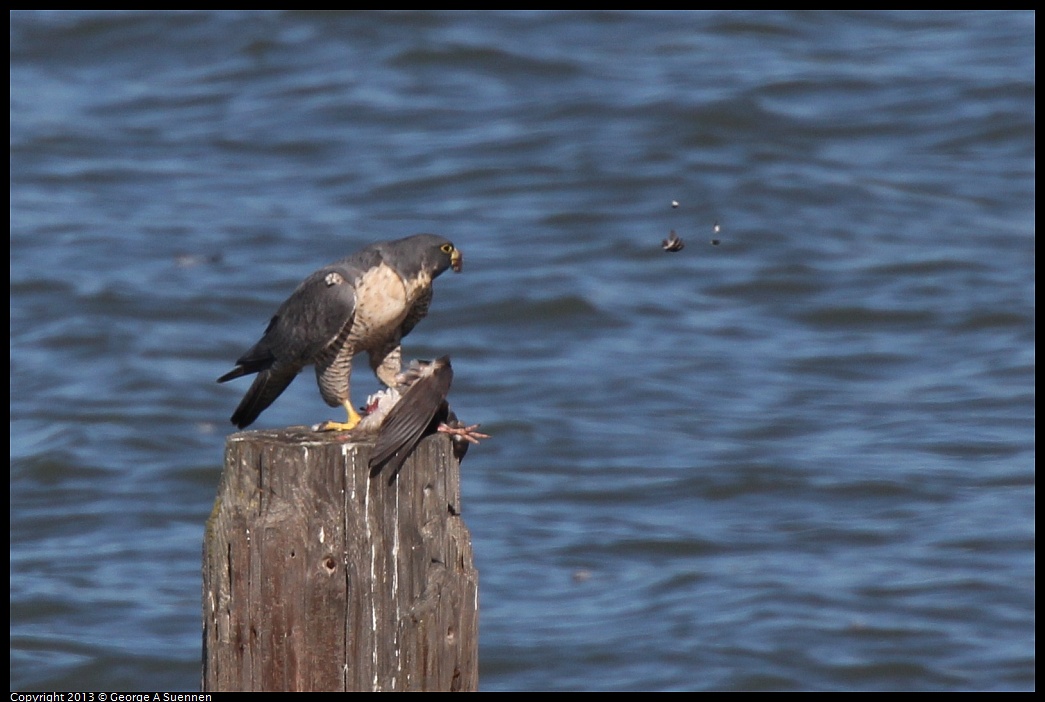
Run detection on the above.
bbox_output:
[359,356,489,484]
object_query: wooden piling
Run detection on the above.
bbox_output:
[202,427,478,692]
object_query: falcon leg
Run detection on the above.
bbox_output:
[370,343,403,388]
[316,400,362,432]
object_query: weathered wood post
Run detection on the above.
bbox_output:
[202,427,478,692]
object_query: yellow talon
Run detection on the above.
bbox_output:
[316,402,362,432]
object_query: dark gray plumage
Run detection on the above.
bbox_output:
[218,234,462,430]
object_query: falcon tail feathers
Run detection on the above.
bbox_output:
[217,353,275,383]
[229,368,297,429]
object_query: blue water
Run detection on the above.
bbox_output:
[10,10,1035,691]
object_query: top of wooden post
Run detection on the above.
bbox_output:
[204,426,478,691]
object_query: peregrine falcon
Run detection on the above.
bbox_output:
[365,356,488,484]
[217,234,462,431]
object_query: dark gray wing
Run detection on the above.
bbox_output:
[218,264,358,428]
[369,356,453,483]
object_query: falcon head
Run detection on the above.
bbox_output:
[380,233,463,280]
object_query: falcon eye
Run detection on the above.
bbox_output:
[440,243,454,254]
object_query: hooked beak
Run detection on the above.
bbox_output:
[450,248,463,273]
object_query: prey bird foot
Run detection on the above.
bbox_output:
[437,422,490,445]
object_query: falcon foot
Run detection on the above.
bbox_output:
[313,419,359,432]
[313,403,362,432]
